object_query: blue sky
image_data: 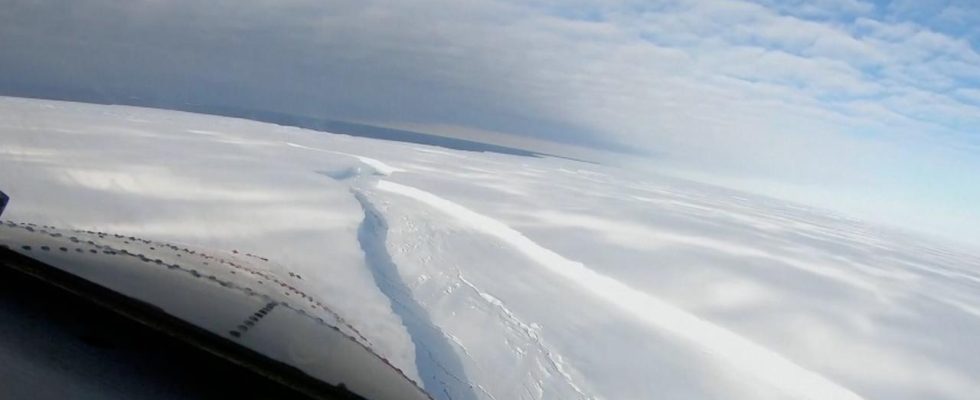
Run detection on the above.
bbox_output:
[0,0,977,245]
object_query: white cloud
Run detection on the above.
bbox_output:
[0,0,978,241]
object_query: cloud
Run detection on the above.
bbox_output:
[0,0,978,242]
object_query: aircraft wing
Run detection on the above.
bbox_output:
[0,211,432,400]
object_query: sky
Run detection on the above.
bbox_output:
[0,0,978,245]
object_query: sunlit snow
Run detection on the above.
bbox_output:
[1,97,979,400]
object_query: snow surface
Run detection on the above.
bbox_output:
[2,96,980,399]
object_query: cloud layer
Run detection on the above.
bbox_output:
[0,0,978,243]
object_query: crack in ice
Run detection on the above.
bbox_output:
[286,142,404,176]
[353,191,479,400]
[454,274,591,399]
[375,180,866,400]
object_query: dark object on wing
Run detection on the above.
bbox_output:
[0,190,8,217]
[0,220,432,400]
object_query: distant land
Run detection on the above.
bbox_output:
[0,87,594,163]
[174,104,597,164]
